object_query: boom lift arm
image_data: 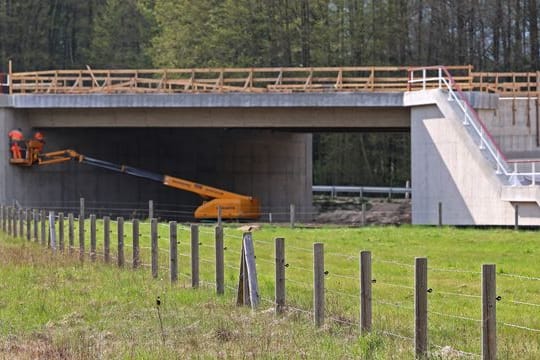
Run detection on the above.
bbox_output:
[12,142,260,220]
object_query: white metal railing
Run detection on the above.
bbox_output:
[408,66,540,186]
[313,185,411,197]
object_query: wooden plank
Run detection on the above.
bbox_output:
[243,232,259,309]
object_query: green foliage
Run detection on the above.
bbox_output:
[1,223,540,358]
[1,0,539,185]
[88,0,154,68]
[314,132,410,186]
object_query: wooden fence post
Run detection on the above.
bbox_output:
[18,209,23,238]
[415,257,428,358]
[169,221,178,283]
[33,209,38,242]
[482,264,497,360]
[3,206,7,233]
[49,211,56,252]
[151,218,158,278]
[290,204,295,228]
[360,250,372,334]
[313,243,325,327]
[13,208,18,238]
[103,216,110,263]
[217,206,222,227]
[117,217,124,267]
[40,210,46,247]
[68,213,74,254]
[275,237,286,315]
[58,213,64,251]
[26,209,31,241]
[148,200,154,220]
[5,206,9,234]
[7,207,11,236]
[132,219,140,269]
[215,225,224,294]
[90,214,96,262]
[79,198,85,261]
[191,224,199,288]
[11,207,16,236]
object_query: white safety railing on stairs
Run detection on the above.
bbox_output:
[408,66,540,186]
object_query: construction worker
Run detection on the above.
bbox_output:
[8,128,25,159]
[31,131,45,157]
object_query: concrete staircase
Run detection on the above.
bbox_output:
[405,89,540,225]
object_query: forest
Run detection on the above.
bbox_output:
[0,0,537,186]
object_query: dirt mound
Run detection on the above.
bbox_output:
[314,198,411,226]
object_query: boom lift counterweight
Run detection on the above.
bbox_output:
[10,141,260,220]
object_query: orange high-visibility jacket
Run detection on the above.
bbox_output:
[8,129,24,141]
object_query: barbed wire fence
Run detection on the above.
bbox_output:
[0,201,539,360]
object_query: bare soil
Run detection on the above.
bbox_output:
[313,196,411,226]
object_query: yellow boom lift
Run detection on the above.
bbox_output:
[10,140,260,220]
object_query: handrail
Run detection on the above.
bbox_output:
[6,61,540,96]
[313,185,410,196]
[408,66,540,185]
[6,65,471,95]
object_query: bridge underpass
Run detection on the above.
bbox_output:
[1,92,409,221]
[2,65,540,225]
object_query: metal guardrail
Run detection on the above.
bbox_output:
[313,185,410,196]
[408,66,540,185]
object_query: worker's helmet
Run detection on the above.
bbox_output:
[34,132,44,140]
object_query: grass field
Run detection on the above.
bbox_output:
[0,222,539,359]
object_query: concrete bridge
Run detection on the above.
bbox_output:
[1,65,540,224]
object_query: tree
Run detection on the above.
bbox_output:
[89,0,154,68]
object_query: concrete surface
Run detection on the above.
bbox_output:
[24,107,410,129]
[6,92,405,108]
[1,89,539,225]
[406,89,540,225]
[480,98,540,158]
[0,121,312,221]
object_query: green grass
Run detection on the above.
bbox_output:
[1,223,539,359]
